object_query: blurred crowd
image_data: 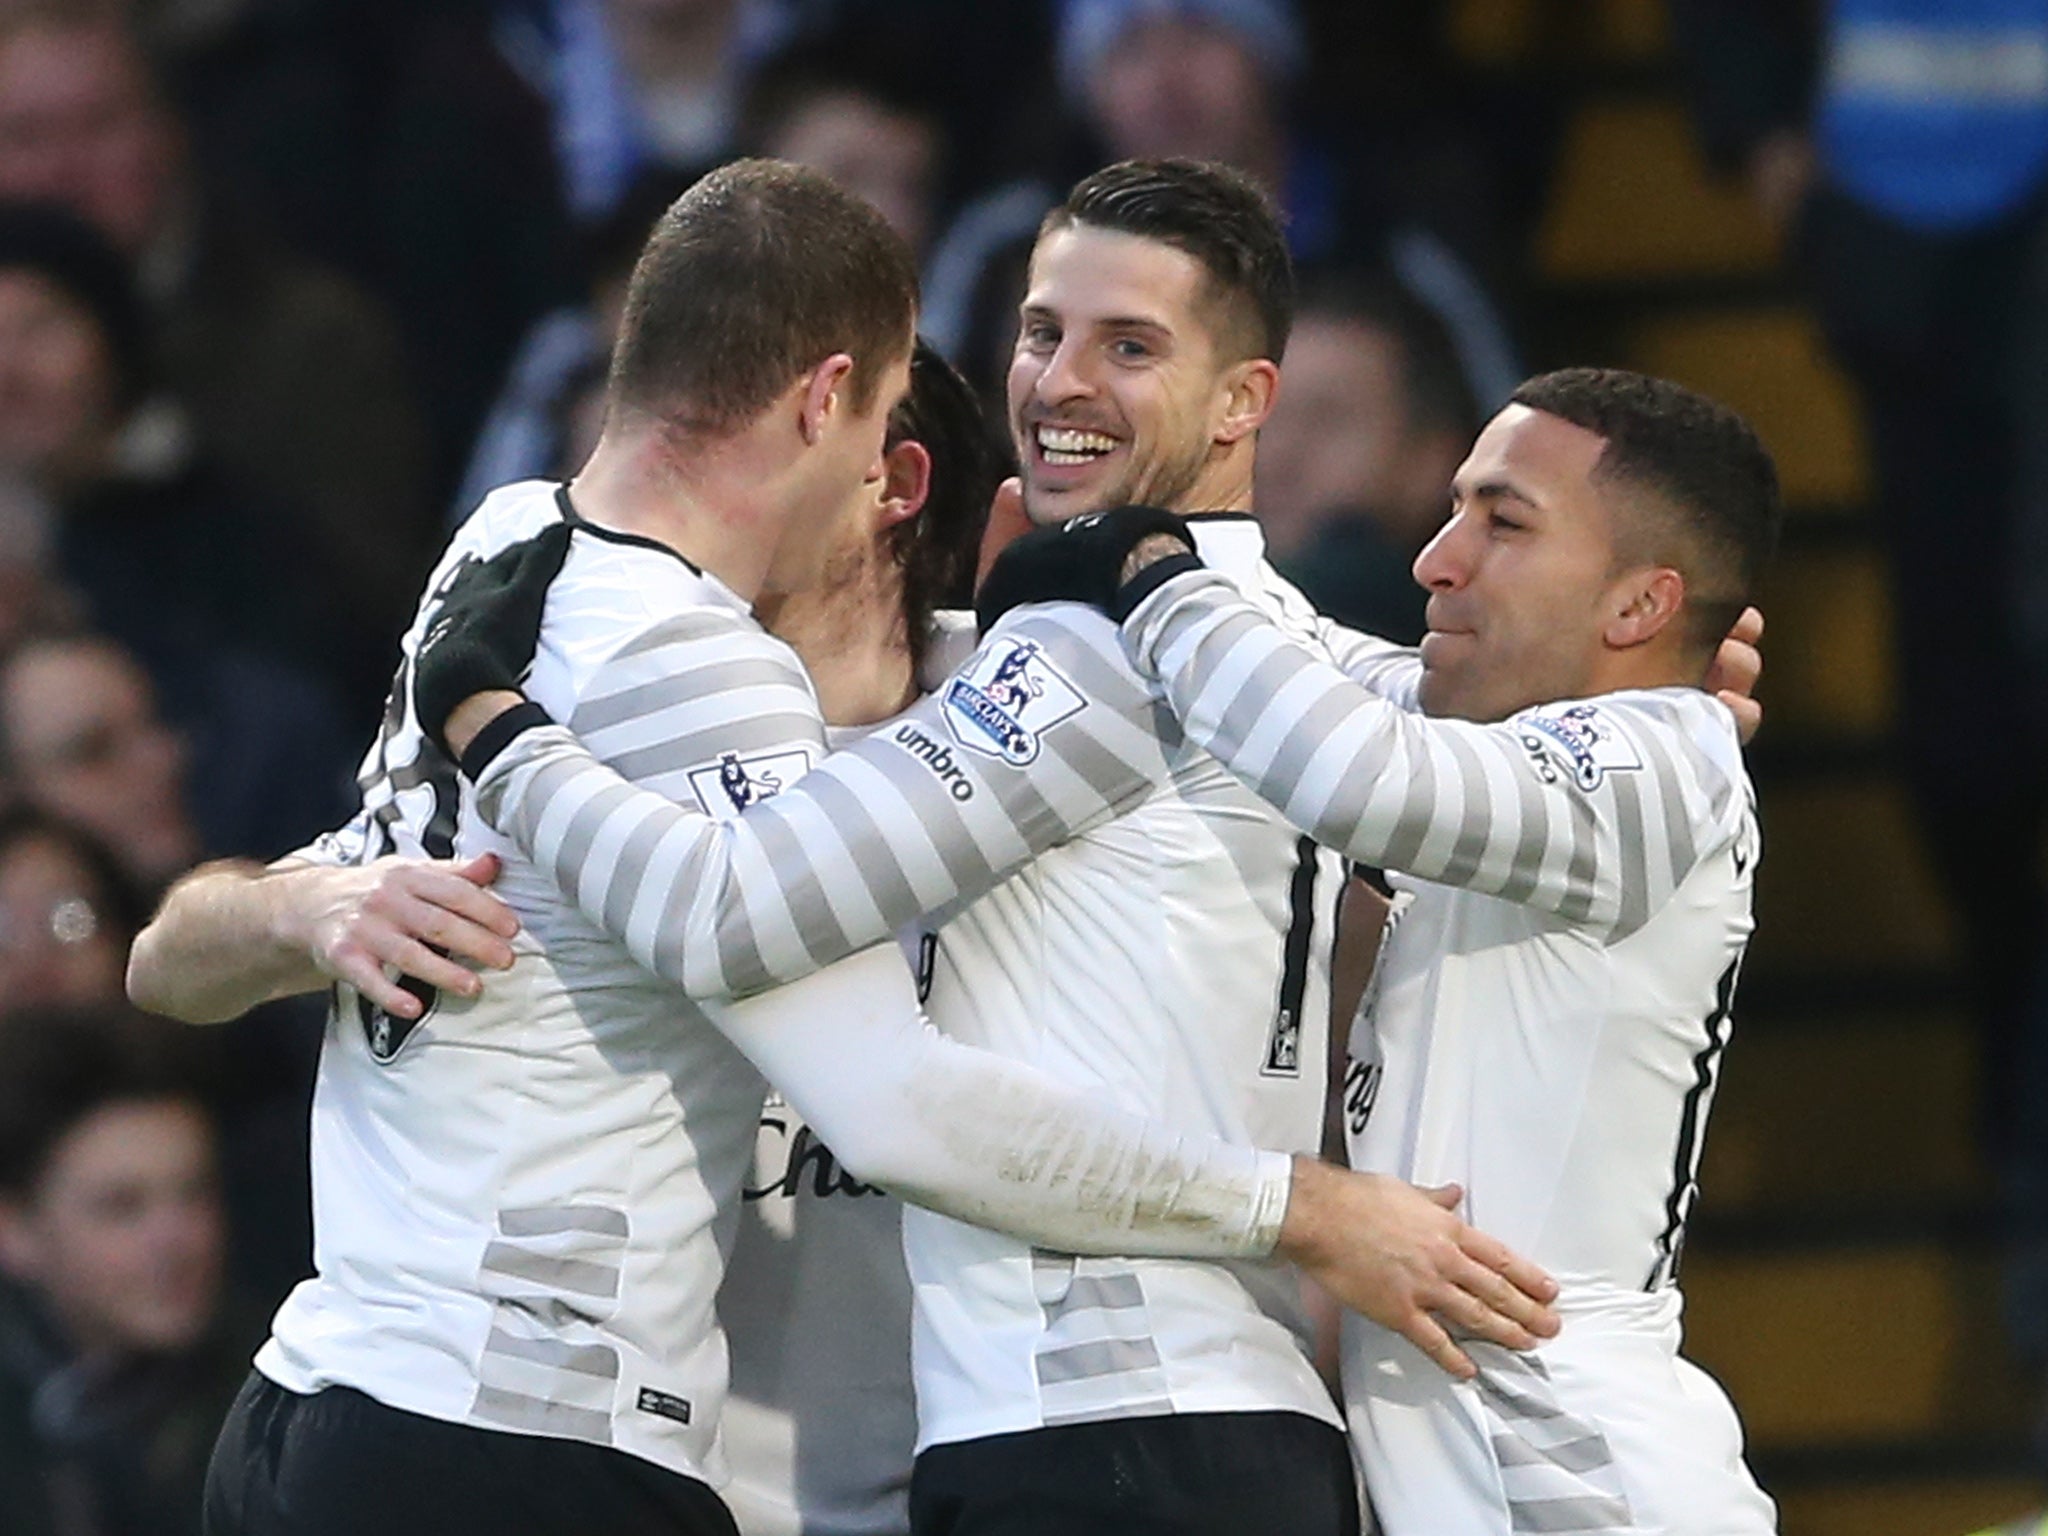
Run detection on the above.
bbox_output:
[0,0,2042,1531]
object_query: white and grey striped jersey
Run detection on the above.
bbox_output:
[717,627,974,1536]
[468,516,1346,1448]
[1121,567,1773,1534]
[257,485,1293,1496]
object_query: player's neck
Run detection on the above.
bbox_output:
[1170,444,1257,518]
[570,422,799,602]
[761,558,917,728]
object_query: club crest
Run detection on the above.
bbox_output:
[1516,704,1642,791]
[687,747,814,814]
[942,638,1085,765]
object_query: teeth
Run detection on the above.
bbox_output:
[1036,425,1119,463]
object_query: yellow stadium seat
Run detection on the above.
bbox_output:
[1539,101,1780,283]
[1627,308,1872,509]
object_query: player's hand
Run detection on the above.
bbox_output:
[281,854,519,1018]
[1707,606,1764,745]
[974,477,1033,592]
[975,504,1197,634]
[1278,1159,1560,1378]
[413,522,573,755]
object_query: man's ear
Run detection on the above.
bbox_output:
[877,439,932,529]
[1215,358,1279,446]
[1603,566,1687,649]
[798,353,858,444]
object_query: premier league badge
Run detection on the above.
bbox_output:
[942,638,1086,765]
[687,748,815,814]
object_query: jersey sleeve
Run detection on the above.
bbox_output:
[472,605,1169,998]
[1313,615,1425,712]
[1123,568,1748,939]
[710,943,1291,1258]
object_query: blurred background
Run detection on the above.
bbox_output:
[0,0,2041,1532]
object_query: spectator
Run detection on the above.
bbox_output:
[451,169,689,519]
[0,1004,246,1536]
[923,0,1519,419]
[0,633,198,896]
[0,0,432,699]
[497,0,797,221]
[737,38,945,255]
[0,205,357,857]
[0,807,140,1012]
[1256,267,1477,642]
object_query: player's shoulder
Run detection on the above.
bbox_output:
[1511,688,1748,812]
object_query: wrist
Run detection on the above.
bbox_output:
[444,689,529,760]
[1276,1154,1338,1267]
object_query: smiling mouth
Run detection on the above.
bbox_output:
[1032,424,1121,467]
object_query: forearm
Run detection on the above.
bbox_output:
[127,860,329,1024]
[1123,569,1686,931]
[721,945,1291,1258]
[471,613,1163,999]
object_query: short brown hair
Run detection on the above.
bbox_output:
[1510,368,1781,655]
[609,158,918,436]
[1044,158,1294,364]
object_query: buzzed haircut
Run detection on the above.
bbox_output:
[1511,367,1781,655]
[1047,158,1294,364]
[609,158,918,436]
[887,340,1001,672]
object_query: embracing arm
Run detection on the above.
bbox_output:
[1123,568,1746,937]
[463,606,1166,999]
[127,850,518,1024]
[724,941,1557,1376]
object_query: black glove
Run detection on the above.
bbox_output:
[413,520,573,757]
[974,505,1199,634]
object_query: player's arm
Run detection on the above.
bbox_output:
[718,941,1558,1377]
[454,606,1167,998]
[1310,604,1765,741]
[127,844,519,1025]
[1121,566,1744,937]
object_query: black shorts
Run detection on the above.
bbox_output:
[203,1372,738,1536]
[908,1409,1359,1536]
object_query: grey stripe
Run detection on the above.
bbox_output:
[483,1327,620,1381]
[1642,724,1700,892]
[499,1205,629,1239]
[544,777,644,898]
[1476,1374,1566,1421]
[1261,674,1371,813]
[1042,1396,1176,1428]
[712,855,777,998]
[1305,682,1404,840]
[1610,765,1649,937]
[1205,621,1298,761]
[1509,1494,1633,1533]
[483,741,587,843]
[601,802,681,941]
[730,796,854,968]
[603,713,822,783]
[1496,760,1554,906]
[1492,1431,1616,1475]
[1053,1273,1148,1314]
[480,1242,621,1299]
[470,1383,614,1443]
[1553,788,1600,926]
[1035,1336,1163,1385]
[790,769,923,932]
[572,657,808,737]
[606,610,749,663]
[1377,726,1440,873]
[1437,732,1495,887]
